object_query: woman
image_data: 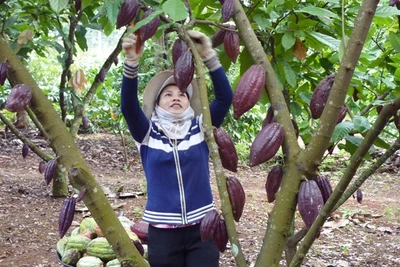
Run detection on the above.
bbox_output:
[120,30,232,267]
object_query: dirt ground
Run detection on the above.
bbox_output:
[0,129,399,267]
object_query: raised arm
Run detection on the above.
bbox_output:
[120,33,150,142]
[187,31,233,128]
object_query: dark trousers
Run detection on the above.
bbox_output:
[147,224,220,267]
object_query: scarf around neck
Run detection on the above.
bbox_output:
[151,105,195,140]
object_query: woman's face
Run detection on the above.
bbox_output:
[158,85,190,115]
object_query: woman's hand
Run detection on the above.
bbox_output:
[122,33,143,67]
[187,30,216,61]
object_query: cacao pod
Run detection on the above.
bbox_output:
[213,219,228,253]
[82,116,89,129]
[39,161,46,174]
[113,56,119,66]
[262,106,275,128]
[131,221,149,244]
[76,188,87,202]
[172,39,188,66]
[213,128,238,172]
[265,165,283,203]
[22,143,29,159]
[200,209,219,242]
[337,106,347,123]
[44,159,58,186]
[356,189,363,204]
[297,180,324,229]
[212,28,227,48]
[174,50,194,93]
[75,0,81,11]
[310,74,335,119]
[233,64,266,119]
[394,113,400,130]
[222,0,234,22]
[352,87,359,102]
[223,30,240,63]
[249,122,284,167]
[0,61,9,86]
[139,8,160,44]
[134,240,144,256]
[314,176,333,204]
[116,0,139,29]
[226,176,246,222]
[99,68,106,82]
[390,0,400,6]
[5,84,32,112]
[59,196,77,238]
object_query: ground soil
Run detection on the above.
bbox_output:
[0,129,399,267]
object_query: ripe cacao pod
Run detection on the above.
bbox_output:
[310,74,335,119]
[131,221,149,244]
[222,0,234,22]
[200,209,219,242]
[233,64,266,119]
[356,189,363,204]
[99,68,106,82]
[59,196,77,238]
[39,161,46,174]
[249,122,284,167]
[21,143,29,159]
[139,8,160,44]
[213,219,229,253]
[212,28,227,48]
[0,61,9,86]
[262,106,275,128]
[116,0,139,29]
[172,39,188,66]
[82,116,89,129]
[337,106,347,123]
[76,188,87,202]
[265,165,283,203]
[223,30,240,63]
[75,0,81,12]
[213,128,238,172]
[226,176,246,222]
[5,84,32,112]
[314,176,333,204]
[298,180,324,229]
[174,50,194,93]
[134,240,144,256]
[44,159,58,186]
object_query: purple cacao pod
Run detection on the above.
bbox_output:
[298,180,324,229]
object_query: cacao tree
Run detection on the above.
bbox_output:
[1,0,400,266]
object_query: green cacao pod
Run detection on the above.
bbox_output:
[298,180,324,229]
[76,256,103,267]
[226,176,246,222]
[116,0,139,29]
[86,237,116,262]
[265,165,283,203]
[62,248,81,265]
[65,234,92,253]
[233,64,266,119]
[214,127,238,172]
[310,74,335,119]
[249,122,284,167]
[200,209,219,242]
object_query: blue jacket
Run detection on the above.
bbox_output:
[121,67,232,225]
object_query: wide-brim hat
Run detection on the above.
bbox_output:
[142,70,202,119]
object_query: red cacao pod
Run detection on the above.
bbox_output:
[314,176,333,204]
[212,28,227,48]
[265,165,283,203]
[22,143,29,159]
[200,210,219,242]
[356,189,363,204]
[82,116,89,129]
[131,221,149,244]
[0,61,9,86]
[298,180,324,229]
[337,106,347,123]
[310,74,335,119]
[249,122,284,167]
[172,39,188,66]
[5,84,32,112]
[99,68,106,82]
[233,64,266,119]
[214,128,238,172]
[139,8,160,44]
[262,106,276,128]
[75,0,81,12]
[226,176,246,222]
[213,219,229,253]
[223,30,240,63]
[116,0,139,29]
[174,50,194,93]
[58,196,77,238]
[222,0,234,22]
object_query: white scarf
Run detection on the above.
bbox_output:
[151,105,195,140]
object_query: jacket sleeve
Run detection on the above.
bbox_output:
[120,75,150,143]
[209,67,233,128]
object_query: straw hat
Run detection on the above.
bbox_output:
[142,70,202,119]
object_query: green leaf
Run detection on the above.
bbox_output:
[283,61,297,87]
[331,121,354,143]
[346,135,375,153]
[389,32,400,53]
[254,13,271,29]
[373,136,390,149]
[353,115,370,133]
[375,6,400,17]
[105,0,120,26]
[282,32,295,51]
[48,0,68,14]
[82,0,93,10]
[338,35,348,63]
[296,6,339,19]
[75,26,88,52]
[162,0,189,21]
[306,31,340,51]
